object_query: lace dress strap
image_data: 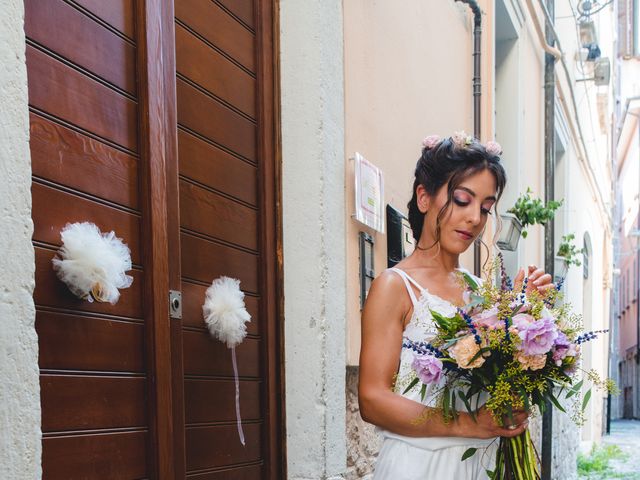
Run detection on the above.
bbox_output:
[389,267,424,307]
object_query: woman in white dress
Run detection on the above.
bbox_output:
[358,134,556,479]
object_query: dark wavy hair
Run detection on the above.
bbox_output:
[407,136,507,249]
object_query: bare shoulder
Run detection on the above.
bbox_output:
[362,268,411,322]
[370,268,406,299]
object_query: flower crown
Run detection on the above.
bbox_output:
[421,131,503,157]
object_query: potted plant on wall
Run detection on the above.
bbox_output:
[555,233,584,280]
[498,188,563,251]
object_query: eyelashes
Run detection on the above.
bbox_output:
[453,197,493,215]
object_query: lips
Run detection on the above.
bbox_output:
[455,230,473,240]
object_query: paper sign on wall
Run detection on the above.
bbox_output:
[353,152,385,233]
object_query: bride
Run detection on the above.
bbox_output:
[358,133,555,479]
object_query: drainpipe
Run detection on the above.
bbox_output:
[454,0,483,276]
[541,1,555,478]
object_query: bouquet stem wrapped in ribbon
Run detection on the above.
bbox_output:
[402,254,616,480]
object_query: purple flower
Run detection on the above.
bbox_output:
[412,354,443,384]
[552,331,580,366]
[518,317,558,356]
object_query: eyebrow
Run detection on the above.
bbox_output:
[456,186,497,201]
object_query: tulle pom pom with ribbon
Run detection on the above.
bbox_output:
[203,276,251,348]
[52,222,133,304]
[203,276,252,445]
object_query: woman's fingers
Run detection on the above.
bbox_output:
[537,283,556,293]
[532,273,552,286]
[499,420,529,438]
[513,411,529,424]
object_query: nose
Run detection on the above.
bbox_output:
[466,203,482,227]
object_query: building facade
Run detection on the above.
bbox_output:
[0,0,616,479]
[612,0,640,420]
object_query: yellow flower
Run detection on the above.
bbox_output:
[449,335,485,369]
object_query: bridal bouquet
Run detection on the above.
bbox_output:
[402,255,615,480]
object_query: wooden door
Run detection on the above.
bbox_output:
[26,0,282,478]
[26,0,152,477]
[173,1,282,478]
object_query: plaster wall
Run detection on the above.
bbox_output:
[0,1,41,479]
[343,0,487,367]
[280,0,347,478]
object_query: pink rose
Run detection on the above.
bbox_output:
[512,313,535,330]
[422,135,441,150]
[515,352,547,371]
[485,140,503,156]
[452,131,472,148]
[449,335,485,369]
[472,306,501,329]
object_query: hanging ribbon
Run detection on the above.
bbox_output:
[231,346,245,446]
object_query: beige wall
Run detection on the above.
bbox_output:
[344,0,495,365]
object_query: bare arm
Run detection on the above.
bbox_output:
[358,270,527,439]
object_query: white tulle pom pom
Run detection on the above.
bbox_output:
[52,222,133,304]
[203,276,251,348]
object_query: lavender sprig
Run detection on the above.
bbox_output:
[575,329,609,345]
[458,308,482,344]
[504,317,511,342]
[402,340,444,358]
[498,253,513,291]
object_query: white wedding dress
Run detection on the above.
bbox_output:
[373,267,498,479]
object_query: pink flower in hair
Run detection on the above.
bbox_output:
[422,135,441,150]
[452,131,473,148]
[485,141,503,156]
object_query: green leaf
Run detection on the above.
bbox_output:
[466,347,491,366]
[443,386,450,419]
[420,383,427,402]
[430,310,452,331]
[450,389,458,421]
[461,272,479,291]
[461,447,478,461]
[458,390,475,419]
[582,388,592,412]
[518,387,531,413]
[442,337,462,349]
[565,379,584,399]
[548,390,567,413]
[402,377,419,395]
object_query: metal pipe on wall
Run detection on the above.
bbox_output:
[541,0,556,477]
[454,0,483,276]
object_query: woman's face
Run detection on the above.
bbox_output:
[417,168,498,254]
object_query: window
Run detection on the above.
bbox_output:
[619,0,640,58]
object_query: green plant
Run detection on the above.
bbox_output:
[507,188,563,238]
[577,443,630,479]
[557,233,585,267]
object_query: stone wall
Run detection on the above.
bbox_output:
[280,0,347,477]
[0,1,41,478]
[346,367,380,480]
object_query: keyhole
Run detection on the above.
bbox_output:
[172,297,180,310]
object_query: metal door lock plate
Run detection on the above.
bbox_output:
[169,290,182,319]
